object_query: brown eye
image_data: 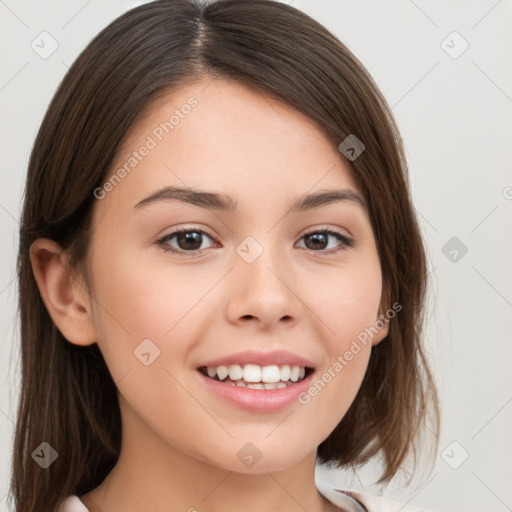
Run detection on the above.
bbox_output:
[297,229,354,254]
[158,229,217,254]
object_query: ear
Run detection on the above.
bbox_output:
[29,238,97,346]
[371,285,391,347]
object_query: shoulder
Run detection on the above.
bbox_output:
[316,479,435,512]
[346,490,433,512]
[57,495,89,512]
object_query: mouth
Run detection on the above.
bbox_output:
[197,364,314,390]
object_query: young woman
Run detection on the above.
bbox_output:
[11,1,439,511]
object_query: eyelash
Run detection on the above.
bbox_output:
[156,226,354,256]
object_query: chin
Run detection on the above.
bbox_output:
[205,445,311,475]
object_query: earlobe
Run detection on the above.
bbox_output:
[29,238,97,346]
[371,313,390,346]
[372,289,391,347]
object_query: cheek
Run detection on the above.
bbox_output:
[89,244,202,337]
[299,259,382,413]
[310,261,383,345]
[86,252,206,438]
[87,246,220,383]
[299,268,380,435]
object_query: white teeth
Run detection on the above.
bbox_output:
[203,363,309,385]
[280,365,290,381]
[243,364,261,383]
[289,366,300,382]
[261,365,281,383]
[216,365,229,380]
[247,383,265,389]
[228,364,243,381]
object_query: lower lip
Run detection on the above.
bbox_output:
[197,370,314,412]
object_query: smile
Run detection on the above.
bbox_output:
[195,350,316,411]
[198,363,311,389]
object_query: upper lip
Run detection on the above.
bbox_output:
[198,350,315,369]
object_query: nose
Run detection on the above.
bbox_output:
[225,240,302,330]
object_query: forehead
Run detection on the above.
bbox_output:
[96,78,362,216]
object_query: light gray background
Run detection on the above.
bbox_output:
[1,1,511,511]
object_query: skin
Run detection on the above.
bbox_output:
[30,78,389,512]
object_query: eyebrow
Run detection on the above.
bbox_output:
[133,186,367,214]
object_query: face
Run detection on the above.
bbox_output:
[75,79,388,473]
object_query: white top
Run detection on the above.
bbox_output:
[316,479,432,511]
[58,479,431,512]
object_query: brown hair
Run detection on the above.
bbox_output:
[11,0,439,510]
